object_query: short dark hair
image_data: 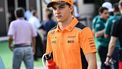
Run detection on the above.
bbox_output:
[46,8,53,20]
[32,10,37,16]
[99,7,108,13]
[15,7,25,18]
[113,3,119,12]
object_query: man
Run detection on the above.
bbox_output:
[41,8,57,53]
[105,1,122,69]
[92,7,110,69]
[8,7,37,69]
[104,3,121,69]
[102,2,114,16]
[46,0,97,69]
[29,10,44,60]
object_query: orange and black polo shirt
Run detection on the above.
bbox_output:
[46,18,96,69]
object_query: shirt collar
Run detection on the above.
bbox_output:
[115,13,121,16]
[55,17,79,32]
[100,17,107,22]
[17,17,25,20]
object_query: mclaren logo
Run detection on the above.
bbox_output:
[67,40,74,43]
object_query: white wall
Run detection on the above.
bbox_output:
[78,0,95,17]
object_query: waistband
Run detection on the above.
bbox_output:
[14,44,31,48]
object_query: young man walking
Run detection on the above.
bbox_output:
[46,0,97,69]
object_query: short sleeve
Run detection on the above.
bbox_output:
[111,19,120,37]
[46,32,53,53]
[92,16,98,30]
[105,18,112,35]
[8,22,15,36]
[80,27,96,54]
[29,23,37,37]
[35,19,41,29]
[94,22,104,32]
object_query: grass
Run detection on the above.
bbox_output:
[0,41,43,69]
[0,40,100,69]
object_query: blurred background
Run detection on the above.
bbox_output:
[0,0,120,69]
[0,0,120,37]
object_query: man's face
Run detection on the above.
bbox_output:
[118,4,122,14]
[51,1,73,22]
[100,10,109,20]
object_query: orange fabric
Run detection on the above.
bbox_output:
[46,18,96,69]
[50,0,73,6]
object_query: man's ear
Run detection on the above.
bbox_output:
[99,12,101,15]
[69,6,74,14]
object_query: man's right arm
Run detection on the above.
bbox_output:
[8,22,14,51]
[94,22,105,38]
[46,32,52,53]
[105,18,120,65]
[8,35,13,51]
[95,29,104,38]
[104,36,117,65]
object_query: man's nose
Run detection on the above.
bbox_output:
[55,8,61,14]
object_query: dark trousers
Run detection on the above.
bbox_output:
[34,33,44,60]
[98,46,119,69]
[98,46,111,69]
[112,48,119,69]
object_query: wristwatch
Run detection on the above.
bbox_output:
[107,55,111,59]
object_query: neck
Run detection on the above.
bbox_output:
[58,16,73,30]
[17,17,24,19]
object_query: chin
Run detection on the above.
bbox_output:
[56,19,62,22]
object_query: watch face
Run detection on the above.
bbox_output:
[44,0,52,4]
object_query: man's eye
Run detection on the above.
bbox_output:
[59,6,65,8]
[52,7,57,10]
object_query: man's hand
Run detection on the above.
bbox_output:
[104,56,111,65]
[104,57,110,65]
[9,45,13,51]
[32,48,35,55]
[8,35,13,51]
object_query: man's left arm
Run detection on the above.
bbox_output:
[80,27,97,69]
[85,53,97,69]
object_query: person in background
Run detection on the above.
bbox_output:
[41,8,57,53]
[104,1,122,69]
[104,3,121,69]
[92,1,113,31]
[92,7,110,69]
[8,7,36,69]
[102,2,114,16]
[46,0,97,69]
[73,0,80,19]
[43,8,57,34]
[24,9,32,21]
[29,10,44,60]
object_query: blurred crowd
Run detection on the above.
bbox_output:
[92,1,122,69]
[7,0,122,69]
